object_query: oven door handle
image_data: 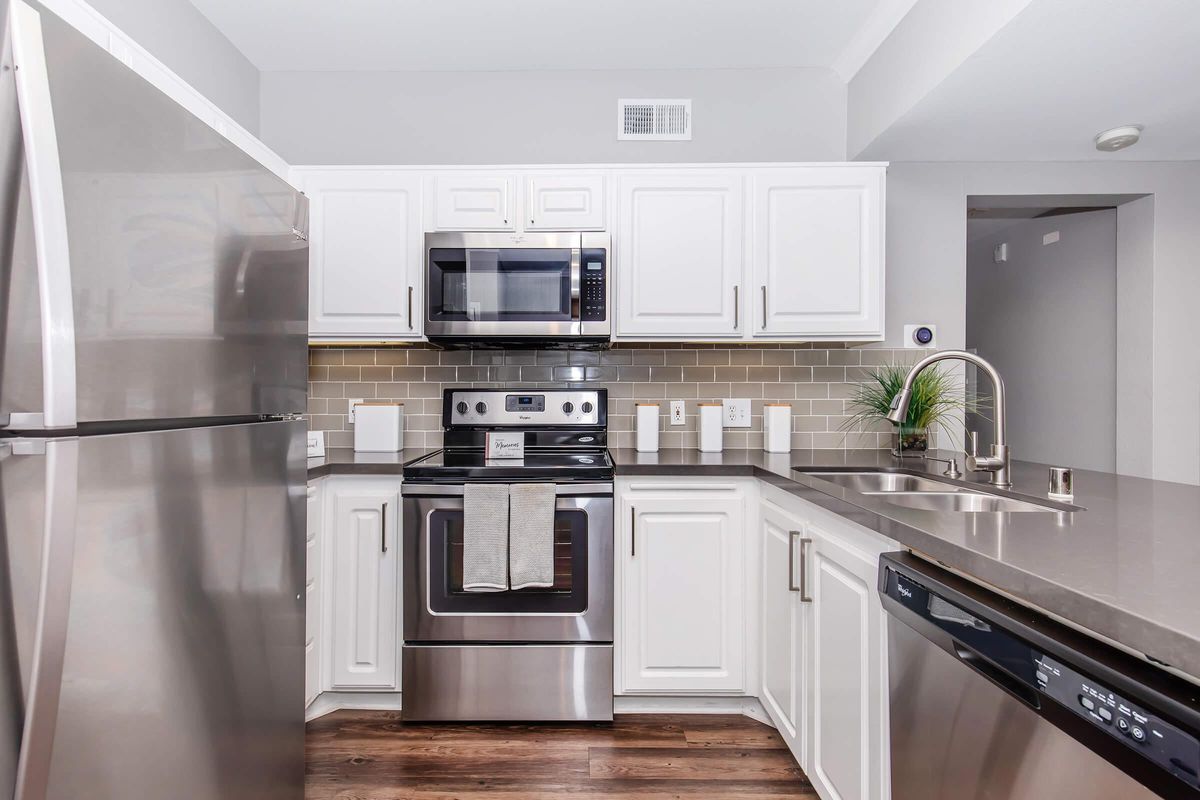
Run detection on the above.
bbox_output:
[569,246,582,334]
[403,482,613,497]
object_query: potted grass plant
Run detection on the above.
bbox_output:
[843,364,974,455]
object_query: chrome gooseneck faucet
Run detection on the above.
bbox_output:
[886,350,1011,488]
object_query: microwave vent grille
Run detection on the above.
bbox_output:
[618,99,692,141]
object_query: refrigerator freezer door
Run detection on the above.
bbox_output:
[0,420,306,799]
[1,4,309,429]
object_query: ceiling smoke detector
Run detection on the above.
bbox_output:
[1094,125,1143,152]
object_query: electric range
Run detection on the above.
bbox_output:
[400,388,614,722]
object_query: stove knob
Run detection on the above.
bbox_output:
[581,401,594,414]
[475,401,488,415]
[562,402,575,414]
[456,401,469,415]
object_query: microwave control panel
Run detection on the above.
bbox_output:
[581,248,607,321]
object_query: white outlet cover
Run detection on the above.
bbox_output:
[348,398,364,423]
[670,400,686,426]
[722,398,751,428]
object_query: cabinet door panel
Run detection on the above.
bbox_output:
[330,484,400,689]
[616,173,743,337]
[434,174,513,230]
[806,526,886,800]
[760,501,805,766]
[303,171,422,338]
[619,493,745,692]
[526,174,605,230]
[305,482,323,706]
[752,167,884,338]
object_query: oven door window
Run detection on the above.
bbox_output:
[428,247,573,322]
[428,507,588,613]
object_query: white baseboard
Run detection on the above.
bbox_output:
[305,691,403,722]
[307,692,772,727]
[614,695,773,727]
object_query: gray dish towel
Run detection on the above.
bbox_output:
[462,483,510,592]
[508,483,556,590]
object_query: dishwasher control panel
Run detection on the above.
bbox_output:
[1035,654,1200,789]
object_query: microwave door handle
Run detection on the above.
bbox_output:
[10,0,78,431]
[570,247,582,334]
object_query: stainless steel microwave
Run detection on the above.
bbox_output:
[424,232,610,347]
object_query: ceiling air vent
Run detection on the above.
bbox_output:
[618,99,692,141]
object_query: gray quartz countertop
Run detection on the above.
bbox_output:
[613,447,1200,681]
[307,445,1200,680]
[307,447,434,479]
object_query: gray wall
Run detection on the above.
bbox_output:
[966,210,1117,472]
[883,161,1200,485]
[260,68,846,165]
[86,0,260,133]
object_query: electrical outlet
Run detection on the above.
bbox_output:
[722,398,751,428]
[670,400,686,426]
[348,398,364,423]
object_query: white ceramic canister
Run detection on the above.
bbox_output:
[698,403,723,453]
[764,403,792,453]
[636,403,660,452]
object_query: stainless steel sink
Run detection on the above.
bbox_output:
[798,470,959,494]
[797,469,1070,513]
[859,491,1055,513]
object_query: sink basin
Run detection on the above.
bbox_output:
[797,469,1072,513]
[860,491,1057,514]
[798,470,963,494]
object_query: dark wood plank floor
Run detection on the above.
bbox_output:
[306,711,818,799]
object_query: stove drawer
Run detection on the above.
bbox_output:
[401,644,613,721]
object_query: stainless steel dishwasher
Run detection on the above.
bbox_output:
[880,553,1200,800]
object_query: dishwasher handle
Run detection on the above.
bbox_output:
[953,641,1041,709]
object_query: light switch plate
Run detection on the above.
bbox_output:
[348,398,364,423]
[722,398,751,428]
[670,400,686,426]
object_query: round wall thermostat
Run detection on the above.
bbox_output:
[913,326,935,345]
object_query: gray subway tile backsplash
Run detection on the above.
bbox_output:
[306,343,928,450]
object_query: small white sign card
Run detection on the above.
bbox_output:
[306,431,326,458]
[486,431,525,460]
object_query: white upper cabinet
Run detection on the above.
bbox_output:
[525,173,606,230]
[299,169,423,340]
[432,173,515,230]
[750,166,885,340]
[615,172,745,338]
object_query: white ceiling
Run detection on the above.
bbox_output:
[187,0,908,76]
[857,0,1200,161]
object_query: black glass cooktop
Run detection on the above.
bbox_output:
[403,448,614,483]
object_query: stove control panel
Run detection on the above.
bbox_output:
[447,389,604,428]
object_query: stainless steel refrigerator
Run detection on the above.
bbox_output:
[0,1,309,797]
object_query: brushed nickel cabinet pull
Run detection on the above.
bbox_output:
[631,505,636,557]
[733,286,739,330]
[761,285,768,329]
[407,286,414,330]
[788,530,801,592]
[799,537,813,603]
[381,502,388,553]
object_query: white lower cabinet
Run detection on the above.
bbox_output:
[759,498,808,765]
[617,482,748,693]
[804,524,890,800]
[327,477,402,690]
[305,480,324,708]
[758,485,894,800]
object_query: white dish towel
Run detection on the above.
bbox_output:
[508,483,556,590]
[462,483,510,592]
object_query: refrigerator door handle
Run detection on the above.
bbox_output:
[14,438,79,800]
[10,0,78,431]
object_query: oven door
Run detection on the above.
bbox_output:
[425,232,583,337]
[402,483,613,643]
